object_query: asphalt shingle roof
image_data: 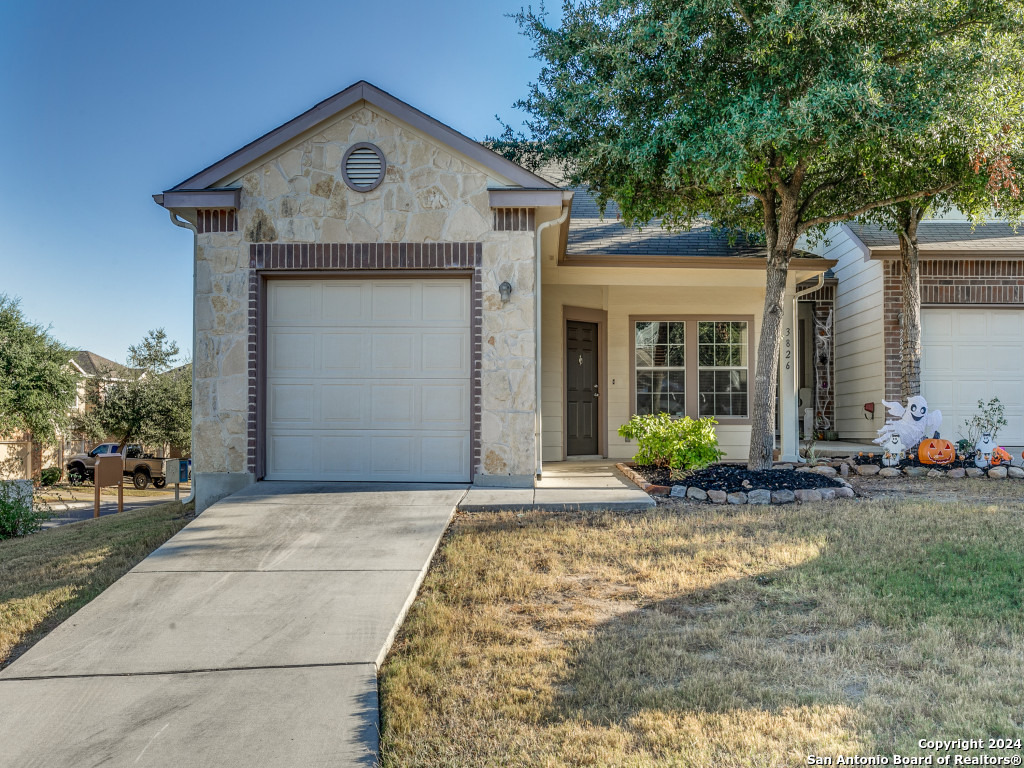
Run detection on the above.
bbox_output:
[848,221,1024,251]
[72,350,133,377]
[566,187,805,259]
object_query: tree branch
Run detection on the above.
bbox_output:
[797,184,956,234]
[796,175,854,220]
[732,2,753,28]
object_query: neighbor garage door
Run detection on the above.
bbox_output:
[265,279,471,481]
[921,308,1024,446]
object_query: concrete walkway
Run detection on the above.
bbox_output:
[459,460,655,512]
[0,481,465,768]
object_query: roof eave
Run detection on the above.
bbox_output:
[560,253,837,271]
[868,247,1024,260]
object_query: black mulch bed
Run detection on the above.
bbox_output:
[634,464,845,494]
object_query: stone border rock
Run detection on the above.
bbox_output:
[852,463,1024,480]
[616,463,855,505]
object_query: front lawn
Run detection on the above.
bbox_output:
[380,498,1024,767]
[0,500,191,669]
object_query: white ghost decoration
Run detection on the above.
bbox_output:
[975,432,995,468]
[873,395,943,450]
[882,432,905,467]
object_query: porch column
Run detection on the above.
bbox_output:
[778,273,800,462]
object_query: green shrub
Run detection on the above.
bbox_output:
[617,413,724,470]
[0,480,49,540]
[39,467,61,486]
[959,397,1008,445]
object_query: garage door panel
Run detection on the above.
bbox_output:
[321,333,364,370]
[269,284,316,323]
[422,283,470,323]
[269,384,315,423]
[371,284,418,322]
[922,308,1024,446]
[321,283,365,322]
[422,384,469,427]
[266,279,471,482]
[422,332,468,373]
[320,384,364,424]
[269,332,316,372]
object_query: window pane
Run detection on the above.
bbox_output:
[714,345,730,366]
[669,322,686,344]
[669,345,686,366]
[637,394,653,415]
[732,393,748,416]
[636,343,655,367]
[730,322,744,344]
[699,322,713,344]
[699,395,714,416]
[716,321,729,342]
[698,345,714,366]
[636,371,653,394]
[653,344,668,367]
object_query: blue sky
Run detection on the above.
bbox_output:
[0,0,554,363]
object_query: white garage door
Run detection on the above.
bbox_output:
[265,279,471,482]
[921,308,1024,447]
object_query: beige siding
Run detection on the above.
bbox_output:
[816,227,884,439]
[541,269,766,462]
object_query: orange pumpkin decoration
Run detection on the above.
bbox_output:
[991,447,1012,466]
[918,438,956,465]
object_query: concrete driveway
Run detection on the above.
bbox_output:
[0,481,465,767]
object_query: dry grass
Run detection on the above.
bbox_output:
[0,501,191,669]
[380,497,1024,767]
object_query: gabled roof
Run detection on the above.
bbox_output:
[565,188,826,265]
[159,81,555,199]
[71,351,134,378]
[848,221,1024,258]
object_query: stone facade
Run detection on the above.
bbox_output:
[191,105,539,497]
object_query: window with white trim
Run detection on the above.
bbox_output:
[634,321,685,416]
[697,321,748,417]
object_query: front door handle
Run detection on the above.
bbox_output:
[593,384,599,398]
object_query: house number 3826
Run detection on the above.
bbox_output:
[784,327,792,370]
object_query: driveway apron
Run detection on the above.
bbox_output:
[0,482,465,767]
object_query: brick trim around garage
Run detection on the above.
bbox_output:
[883,258,1024,400]
[245,242,484,480]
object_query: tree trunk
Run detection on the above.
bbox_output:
[898,209,924,400]
[748,259,790,469]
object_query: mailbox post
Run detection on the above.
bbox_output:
[94,454,124,518]
[163,459,191,501]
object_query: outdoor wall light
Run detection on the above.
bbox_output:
[498,281,513,304]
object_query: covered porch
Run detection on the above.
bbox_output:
[538,258,837,473]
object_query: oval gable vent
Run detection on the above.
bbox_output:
[342,143,386,192]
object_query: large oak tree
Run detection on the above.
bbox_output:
[511,0,1023,468]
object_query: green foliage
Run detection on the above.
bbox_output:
[959,397,1008,445]
[0,295,80,444]
[39,467,61,486]
[71,330,191,454]
[618,413,723,470]
[0,480,48,540]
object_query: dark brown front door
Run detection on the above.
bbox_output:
[566,320,599,455]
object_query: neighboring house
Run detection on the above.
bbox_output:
[0,350,124,480]
[66,350,137,454]
[155,81,835,511]
[806,219,1024,448]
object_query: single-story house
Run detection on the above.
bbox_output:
[155,81,838,510]
[807,221,1024,448]
[155,81,1023,511]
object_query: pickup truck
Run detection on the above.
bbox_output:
[66,443,169,490]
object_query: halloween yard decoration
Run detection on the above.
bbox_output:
[873,396,943,451]
[882,433,905,467]
[975,433,996,468]
[814,310,834,437]
[991,446,1012,466]
[918,438,956,465]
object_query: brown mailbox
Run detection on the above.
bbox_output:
[94,453,124,518]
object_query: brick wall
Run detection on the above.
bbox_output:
[883,258,1024,399]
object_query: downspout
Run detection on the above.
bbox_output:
[169,211,198,507]
[533,200,571,479]
[794,272,824,299]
